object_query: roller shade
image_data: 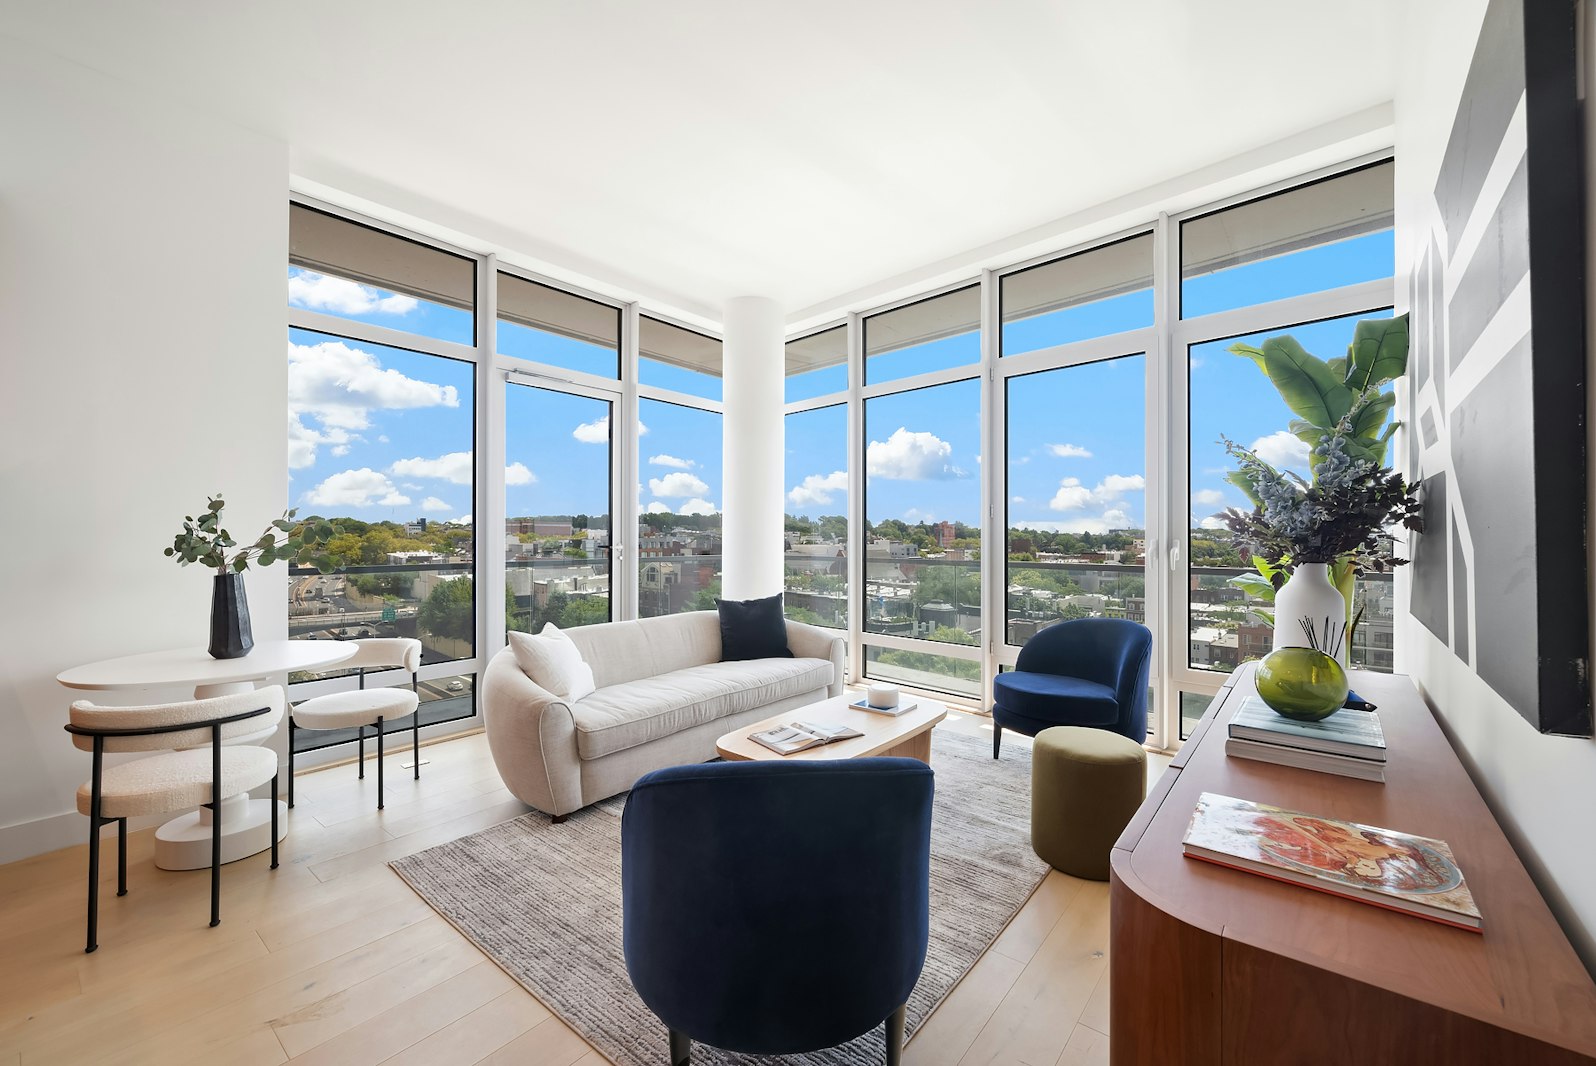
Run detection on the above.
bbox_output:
[640,316,722,377]
[864,284,981,358]
[1182,160,1394,279]
[289,203,474,311]
[1001,232,1154,323]
[786,325,847,376]
[497,272,620,352]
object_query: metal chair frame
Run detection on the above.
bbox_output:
[288,662,420,812]
[65,702,279,954]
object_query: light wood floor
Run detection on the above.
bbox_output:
[0,712,1165,1065]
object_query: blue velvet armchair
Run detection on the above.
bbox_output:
[621,758,934,1065]
[992,617,1152,755]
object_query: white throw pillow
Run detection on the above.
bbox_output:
[507,623,596,702]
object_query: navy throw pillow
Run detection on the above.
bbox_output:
[717,594,793,661]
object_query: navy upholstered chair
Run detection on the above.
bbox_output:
[621,758,934,1065]
[992,617,1152,756]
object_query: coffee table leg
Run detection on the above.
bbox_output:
[880,730,932,763]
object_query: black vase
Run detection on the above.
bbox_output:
[209,573,254,659]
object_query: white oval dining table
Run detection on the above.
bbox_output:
[57,640,355,871]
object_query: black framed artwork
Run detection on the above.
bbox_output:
[1405,0,1590,735]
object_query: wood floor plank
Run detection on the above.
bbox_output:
[1079,967,1110,1036]
[956,882,1110,1066]
[306,796,530,883]
[269,930,488,1057]
[904,945,1026,1066]
[988,871,1085,965]
[474,1015,593,1066]
[286,961,516,1066]
[379,989,553,1066]
[1054,1022,1110,1066]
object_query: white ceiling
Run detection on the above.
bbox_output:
[5,1,1396,323]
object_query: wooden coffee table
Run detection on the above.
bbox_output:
[716,694,948,763]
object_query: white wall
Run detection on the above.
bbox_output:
[1394,0,1596,972]
[0,36,288,861]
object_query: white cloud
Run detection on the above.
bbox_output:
[649,471,711,498]
[1251,430,1311,470]
[390,451,535,486]
[677,498,719,516]
[866,428,959,480]
[1049,473,1145,512]
[1199,515,1228,530]
[287,413,355,471]
[304,468,411,508]
[287,270,418,316]
[288,339,458,435]
[644,502,671,514]
[391,451,473,485]
[330,444,350,457]
[788,470,848,507]
[1011,495,1026,504]
[1021,509,1137,535]
[1192,488,1226,506]
[649,453,696,469]
[573,416,611,443]
[451,513,473,526]
[1049,478,1094,511]
[1046,443,1093,458]
[420,497,452,512]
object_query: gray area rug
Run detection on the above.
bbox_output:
[391,728,1046,1064]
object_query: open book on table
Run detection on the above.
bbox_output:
[749,720,864,756]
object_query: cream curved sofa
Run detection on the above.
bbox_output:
[483,611,845,820]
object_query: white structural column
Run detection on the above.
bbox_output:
[721,296,785,600]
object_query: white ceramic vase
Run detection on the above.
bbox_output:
[1271,562,1349,667]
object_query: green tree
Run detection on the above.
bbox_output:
[419,576,474,642]
[560,597,611,628]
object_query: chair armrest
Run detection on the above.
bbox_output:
[482,648,583,816]
[785,620,846,698]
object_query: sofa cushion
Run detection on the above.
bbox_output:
[564,612,723,690]
[992,671,1119,726]
[572,657,834,760]
[508,624,596,702]
[716,594,792,661]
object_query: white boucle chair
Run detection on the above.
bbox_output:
[67,686,285,954]
[288,637,422,811]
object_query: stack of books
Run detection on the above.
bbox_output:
[1225,695,1387,782]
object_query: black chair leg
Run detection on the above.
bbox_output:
[85,739,103,954]
[413,672,421,781]
[885,1003,907,1066]
[288,718,297,809]
[210,732,222,928]
[270,774,280,870]
[993,723,1002,759]
[357,724,365,779]
[668,1028,690,1066]
[376,716,385,811]
[117,818,127,896]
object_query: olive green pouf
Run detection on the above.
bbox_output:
[1030,726,1147,881]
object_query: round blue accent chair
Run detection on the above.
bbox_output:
[621,758,934,1065]
[992,617,1152,757]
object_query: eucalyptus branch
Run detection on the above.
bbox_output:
[165,496,343,575]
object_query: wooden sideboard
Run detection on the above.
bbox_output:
[1110,665,1596,1065]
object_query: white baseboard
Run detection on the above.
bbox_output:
[0,808,171,866]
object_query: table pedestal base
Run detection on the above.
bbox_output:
[154,795,288,871]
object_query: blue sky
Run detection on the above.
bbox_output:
[289,224,1392,530]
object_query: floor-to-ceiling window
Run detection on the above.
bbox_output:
[285,203,480,751]
[637,316,724,616]
[1176,159,1395,737]
[859,286,984,700]
[498,272,621,634]
[784,326,849,630]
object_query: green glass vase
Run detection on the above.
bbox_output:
[1255,647,1349,721]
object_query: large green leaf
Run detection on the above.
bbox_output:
[1228,342,1268,373]
[1287,418,1323,446]
[1347,314,1409,392]
[1350,390,1396,440]
[1260,335,1355,428]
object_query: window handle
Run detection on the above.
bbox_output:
[1168,540,1182,571]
